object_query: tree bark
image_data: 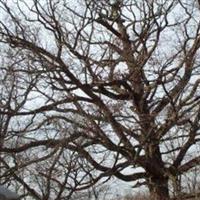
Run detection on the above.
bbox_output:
[148,176,169,200]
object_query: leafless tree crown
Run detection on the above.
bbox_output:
[0,0,200,200]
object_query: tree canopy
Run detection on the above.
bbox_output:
[0,0,200,200]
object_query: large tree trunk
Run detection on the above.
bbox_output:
[148,176,169,200]
[143,143,170,200]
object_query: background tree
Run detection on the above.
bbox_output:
[0,0,200,199]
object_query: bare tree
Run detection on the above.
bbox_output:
[0,0,200,199]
